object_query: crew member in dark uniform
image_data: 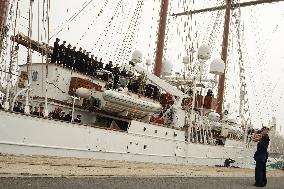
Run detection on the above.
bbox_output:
[86,52,92,76]
[112,64,120,89]
[81,49,87,74]
[120,67,127,77]
[65,44,72,68]
[75,47,83,72]
[58,41,66,66]
[104,61,113,72]
[254,133,270,187]
[51,38,60,63]
[89,55,96,76]
[98,58,104,70]
[64,110,72,122]
[70,46,76,70]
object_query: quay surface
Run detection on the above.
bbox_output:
[0,154,283,189]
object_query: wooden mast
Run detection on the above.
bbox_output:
[154,0,169,77]
[216,0,231,114]
[0,0,10,54]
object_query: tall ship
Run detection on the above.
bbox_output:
[0,0,283,168]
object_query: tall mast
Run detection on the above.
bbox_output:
[0,0,10,55]
[216,0,231,114]
[154,0,169,77]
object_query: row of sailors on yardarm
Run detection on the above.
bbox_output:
[51,38,106,75]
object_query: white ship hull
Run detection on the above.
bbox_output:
[0,110,255,168]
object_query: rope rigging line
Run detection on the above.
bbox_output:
[76,0,110,46]
[113,0,144,65]
[111,1,135,63]
[95,0,123,56]
[249,13,284,122]
[119,0,144,65]
[8,0,20,82]
[0,1,14,85]
[1,0,20,87]
[235,0,252,127]
[49,0,96,40]
[163,0,173,57]
[204,1,225,46]
[104,1,128,61]
[240,7,269,125]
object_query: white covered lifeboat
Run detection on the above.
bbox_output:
[76,87,162,119]
[100,90,161,118]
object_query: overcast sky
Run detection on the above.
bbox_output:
[6,0,284,135]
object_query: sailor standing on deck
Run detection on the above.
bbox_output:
[65,44,72,68]
[89,55,96,76]
[105,61,113,72]
[85,52,91,75]
[98,58,104,70]
[75,47,83,72]
[70,46,76,70]
[51,38,60,63]
[81,49,87,74]
[58,41,66,66]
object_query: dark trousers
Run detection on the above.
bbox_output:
[255,161,267,186]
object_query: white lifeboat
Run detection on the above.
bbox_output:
[95,90,162,119]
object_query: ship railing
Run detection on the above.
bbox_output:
[1,108,130,134]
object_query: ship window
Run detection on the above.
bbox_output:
[165,132,168,136]
[174,132,177,137]
[143,127,146,131]
[155,130,157,133]
[143,145,147,149]
[32,71,38,81]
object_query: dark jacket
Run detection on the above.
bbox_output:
[254,140,268,163]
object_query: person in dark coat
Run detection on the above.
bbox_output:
[98,58,104,70]
[112,64,120,89]
[254,133,270,187]
[85,52,91,75]
[64,44,72,68]
[70,46,76,70]
[75,47,83,72]
[32,106,40,116]
[104,61,113,72]
[58,41,66,65]
[64,110,72,122]
[51,38,60,63]
[89,55,97,76]
[81,50,87,74]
